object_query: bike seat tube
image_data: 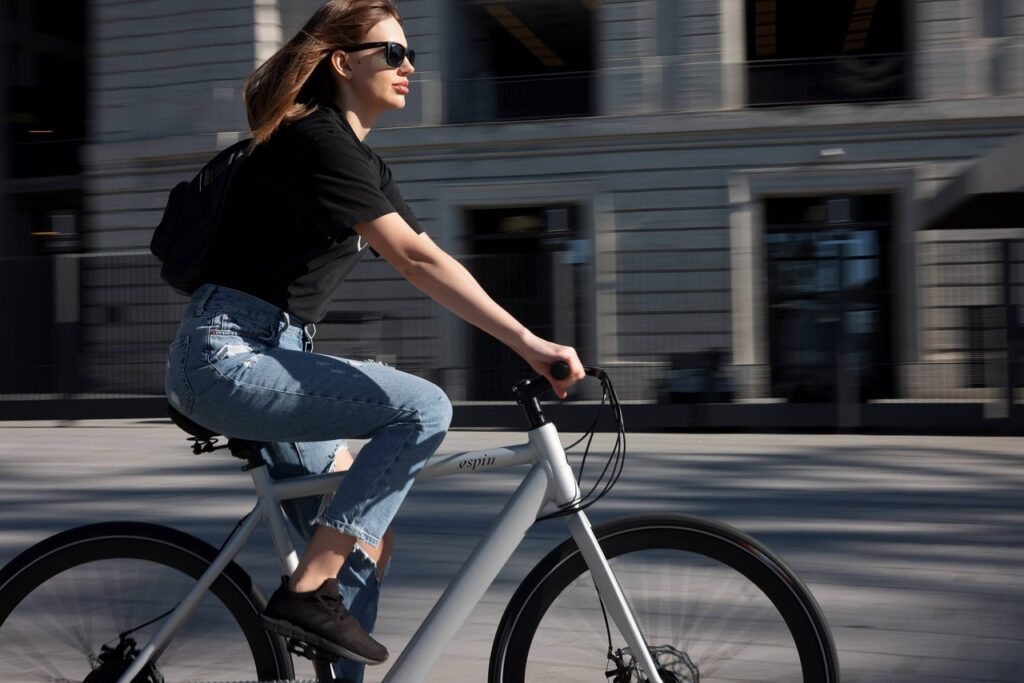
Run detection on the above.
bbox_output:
[528,423,580,507]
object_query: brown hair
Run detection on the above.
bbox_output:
[244,0,402,146]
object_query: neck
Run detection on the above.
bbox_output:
[334,96,378,141]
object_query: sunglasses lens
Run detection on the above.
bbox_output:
[387,43,402,66]
[387,43,413,67]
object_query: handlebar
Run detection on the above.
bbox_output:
[512,362,607,429]
[550,361,570,381]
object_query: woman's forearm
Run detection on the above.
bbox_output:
[401,249,532,352]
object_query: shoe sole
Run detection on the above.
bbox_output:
[261,615,387,666]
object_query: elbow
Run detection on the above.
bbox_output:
[387,234,446,281]
[397,253,438,282]
[398,258,424,280]
[395,242,445,281]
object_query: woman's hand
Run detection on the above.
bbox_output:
[515,332,586,399]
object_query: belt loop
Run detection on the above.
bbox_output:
[303,323,317,353]
[194,284,215,316]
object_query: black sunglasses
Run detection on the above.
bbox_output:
[341,41,415,68]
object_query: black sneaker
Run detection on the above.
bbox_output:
[262,576,388,665]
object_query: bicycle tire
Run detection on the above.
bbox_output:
[0,521,294,682]
[489,514,839,683]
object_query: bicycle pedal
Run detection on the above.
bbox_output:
[286,637,336,662]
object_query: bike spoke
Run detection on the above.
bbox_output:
[522,549,805,682]
[0,558,263,683]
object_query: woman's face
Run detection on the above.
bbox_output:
[335,16,415,113]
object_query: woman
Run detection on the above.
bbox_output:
[164,1,584,680]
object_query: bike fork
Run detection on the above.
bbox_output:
[564,511,664,683]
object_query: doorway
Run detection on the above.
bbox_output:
[463,205,580,399]
[765,195,895,402]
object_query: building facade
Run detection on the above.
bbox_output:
[4,0,1023,423]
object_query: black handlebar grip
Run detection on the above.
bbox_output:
[550,361,570,381]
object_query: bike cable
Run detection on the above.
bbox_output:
[100,509,255,649]
[531,366,636,677]
[536,367,627,522]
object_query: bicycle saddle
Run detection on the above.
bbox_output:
[166,403,220,440]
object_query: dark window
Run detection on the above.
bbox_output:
[447,1,594,123]
[982,0,1004,38]
[746,0,910,106]
[3,1,86,255]
[765,195,896,402]
[462,205,581,399]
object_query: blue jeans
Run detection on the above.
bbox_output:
[166,284,452,681]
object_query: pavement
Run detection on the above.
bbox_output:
[0,420,1021,682]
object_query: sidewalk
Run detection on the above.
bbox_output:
[1,421,1021,682]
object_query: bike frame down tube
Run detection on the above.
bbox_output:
[382,424,663,683]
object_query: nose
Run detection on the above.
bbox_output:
[399,57,414,75]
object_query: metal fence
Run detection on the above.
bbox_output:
[747,53,910,107]
[2,242,1021,429]
[0,252,434,413]
[446,71,594,124]
[912,239,1023,408]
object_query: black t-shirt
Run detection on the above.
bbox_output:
[208,103,421,324]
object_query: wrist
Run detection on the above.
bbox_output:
[510,327,535,355]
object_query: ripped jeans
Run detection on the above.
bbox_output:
[268,442,386,683]
[165,284,453,682]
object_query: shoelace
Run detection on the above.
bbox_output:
[315,591,348,622]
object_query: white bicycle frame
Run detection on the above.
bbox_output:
[117,422,664,683]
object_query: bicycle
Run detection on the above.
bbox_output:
[0,363,839,682]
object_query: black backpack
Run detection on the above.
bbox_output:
[150,138,252,295]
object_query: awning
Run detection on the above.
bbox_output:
[916,133,1024,230]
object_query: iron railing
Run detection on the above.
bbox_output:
[446,71,594,124]
[747,52,910,107]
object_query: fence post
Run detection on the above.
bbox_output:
[1003,240,1021,428]
[54,255,81,397]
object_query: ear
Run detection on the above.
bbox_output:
[329,50,352,80]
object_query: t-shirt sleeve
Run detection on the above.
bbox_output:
[286,130,398,242]
[377,153,423,235]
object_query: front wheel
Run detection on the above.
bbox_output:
[490,514,839,682]
[0,522,294,682]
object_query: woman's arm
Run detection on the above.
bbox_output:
[354,212,585,397]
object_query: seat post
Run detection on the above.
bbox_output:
[227,439,267,470]
[248,457,301,576]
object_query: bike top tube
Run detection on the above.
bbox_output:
[268,421,580,509]
[270,426,544,502]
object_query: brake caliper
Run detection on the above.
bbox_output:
[83,636,164,683]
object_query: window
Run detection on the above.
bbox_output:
[447,0,594,123]
[3,0,86,256]
[765,195,895,402]
[746,0,909,106]
[462,205,582,398]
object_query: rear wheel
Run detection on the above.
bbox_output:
[0,522,293,682]
[490,514,838,682]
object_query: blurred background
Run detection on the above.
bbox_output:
[1,0,1022,431]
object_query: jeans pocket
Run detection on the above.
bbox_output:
[166,335,196,415]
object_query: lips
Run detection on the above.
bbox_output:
[393,82,409,95]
